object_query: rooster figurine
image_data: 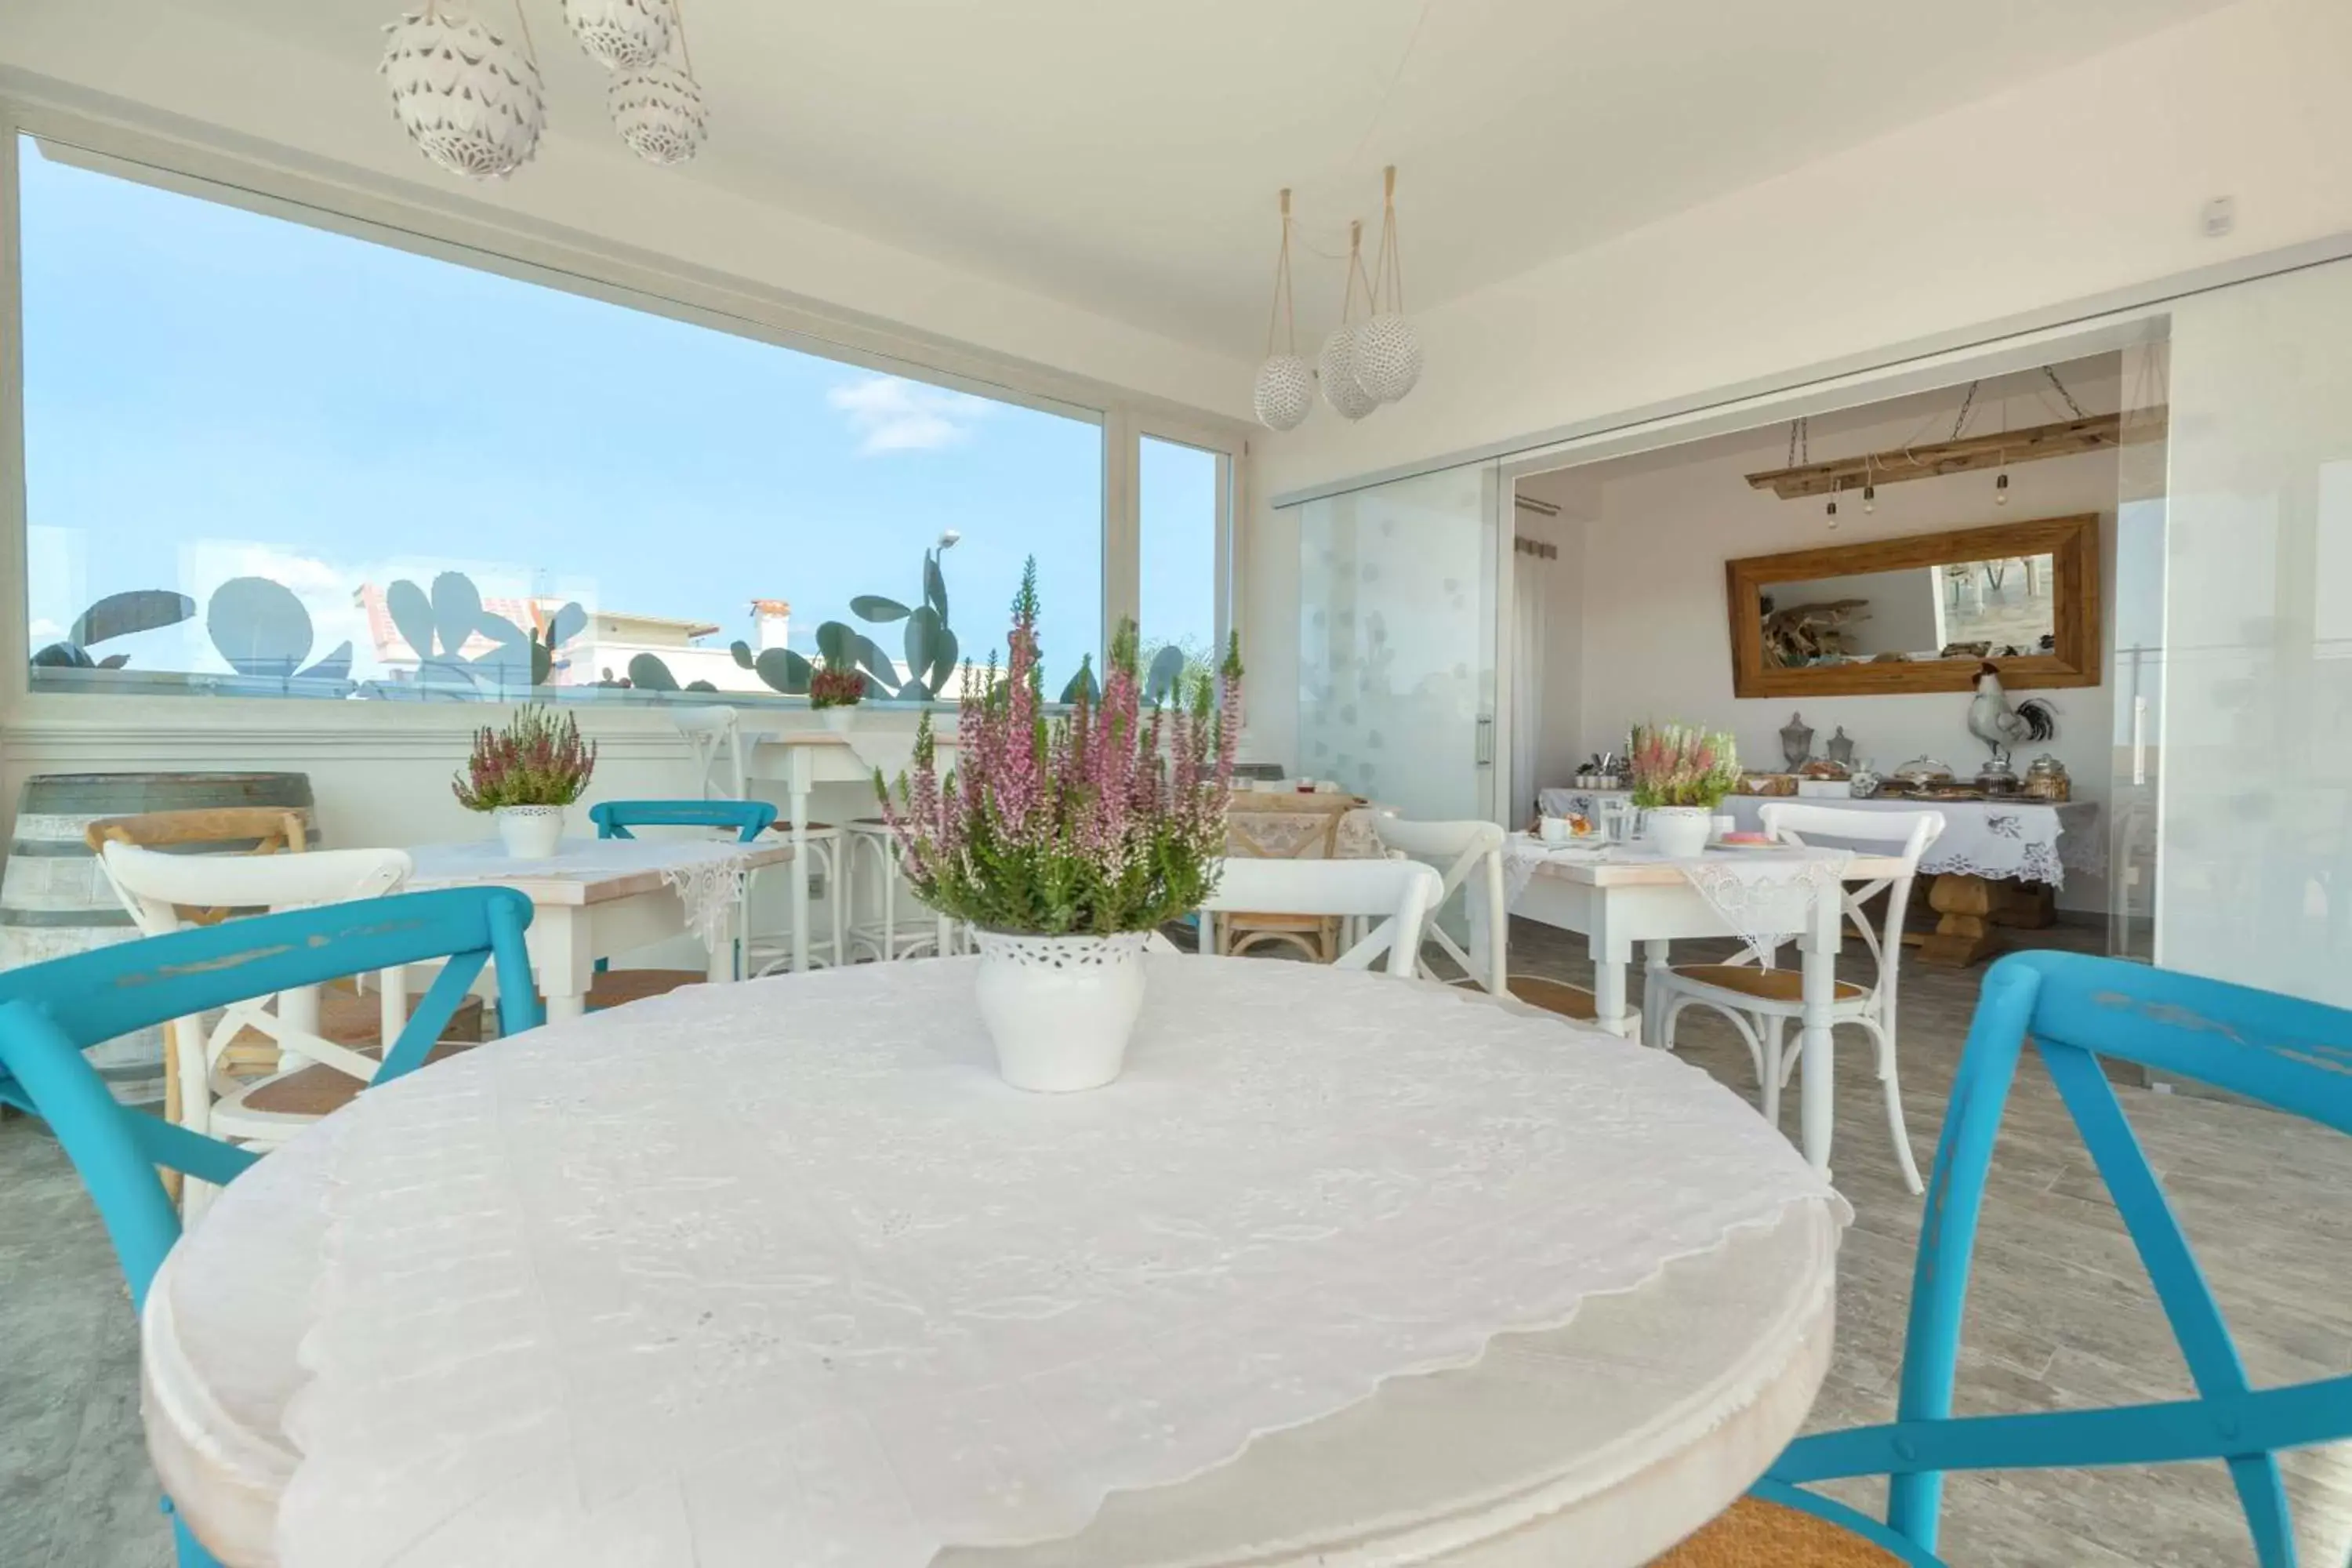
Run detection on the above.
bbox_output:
[1968,662,2057,758]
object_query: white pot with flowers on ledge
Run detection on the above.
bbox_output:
[808,655,867,735]
[453,704,597,860]
[878,561,1243,1094]
[1629,721,1739,862]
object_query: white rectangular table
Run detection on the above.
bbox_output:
[742,729,954,972]
[1510,845,1905,1177]
[405,836,792,1020]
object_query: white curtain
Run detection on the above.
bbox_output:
[1511,549,1548,824]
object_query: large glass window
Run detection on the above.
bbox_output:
[1137,434,1224,695]
[16,136,1105,704]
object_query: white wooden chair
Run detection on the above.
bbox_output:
[1654,804,1946,1194]
[96,840,435,1157]
[1200,858,1443,977]
[673,704,844,971]
[1372,818,1508,993]
[844,818,960,962]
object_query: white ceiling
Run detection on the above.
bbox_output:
[176,0,2234,356]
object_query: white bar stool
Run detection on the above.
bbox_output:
[676,705,846,974]
[747,819,847,975]
[844,818,956,962]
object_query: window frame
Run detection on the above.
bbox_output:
[0,97,1250,734]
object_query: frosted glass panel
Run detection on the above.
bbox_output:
[1294,464,1498,821]
[2160,261,2352,1003]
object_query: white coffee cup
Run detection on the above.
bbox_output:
[1712,814,1737,840]
[1538,815,1572,845]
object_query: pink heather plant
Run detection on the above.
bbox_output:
[452,705,597,811]
[879,558,1243,935]
[1628,722,1740,811]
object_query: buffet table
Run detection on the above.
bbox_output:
[1537,789,2102,965]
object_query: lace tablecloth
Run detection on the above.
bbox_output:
[160,957,1844,1567]
[1490,836,1851,960]
[405,835,761,952]
[1537,789,2103,885]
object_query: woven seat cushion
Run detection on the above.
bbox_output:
[1670,964,1867,1004]
[220,982,487,1077]
[234,1040,474,1118]
[586,968,706,1009]
[1651,1496,1906,1566]
[1507,975,1599,1021]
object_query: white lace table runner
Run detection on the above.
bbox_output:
[1537,790,2102,885]
[1490,835,1851,962]
[271,957,1843,1566]
[405,836,760,953]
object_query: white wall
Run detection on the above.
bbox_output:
[1559,401,2120,913]
[1245,0,2352,768]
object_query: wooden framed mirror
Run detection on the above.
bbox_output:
[1724,514,2100,698]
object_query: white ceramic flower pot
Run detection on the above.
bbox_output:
[819,705,859,736]
[1646,806,1712,861]
[972,929,1152,1092]
[493,804,566,860]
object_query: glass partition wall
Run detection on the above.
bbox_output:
[1291,461,1503,822]
[2158,257,2352,1004]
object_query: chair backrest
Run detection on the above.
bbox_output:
[673,705,748,801]
[1201,858,1443,975]
[590,799,777,844]
[1225,793,1358,860]
[84,806,313,926]
[0,888,540,1311]
[1757,804,1944,1014]
[1766,950,2352,1565]
[98,840,413,938]
[1372,818,1508,993]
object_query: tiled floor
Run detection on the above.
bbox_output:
[4,921,2349,1566]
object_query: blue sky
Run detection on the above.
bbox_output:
[16,136,1218,695]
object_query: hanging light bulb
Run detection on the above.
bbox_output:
[1862,483,1876,514]
[1825,486,1841,529]
[1995,469,2011,506]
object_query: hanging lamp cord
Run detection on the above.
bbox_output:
[1265,191,1297,358]
[672,0,695,78]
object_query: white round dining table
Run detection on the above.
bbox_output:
[142,956,1847,1568]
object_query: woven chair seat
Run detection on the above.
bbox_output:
[1652,1496,1908,1566]
[1668,964,1867,1004]
[1505,975,1599,1021]
[236,1040,475,1118]
[586,968,706,1009]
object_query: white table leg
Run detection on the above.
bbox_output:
[534,905,592,1024]
[1641,939,1671,1047]
[1796,887,1841,1175]
[1588,906,1636,1040]
[789,747,813,973]
[706,896,736,984]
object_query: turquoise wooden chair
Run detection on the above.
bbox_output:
[590,798,776,843]
[587,800,776,998]
[1668,949,2352,1566]
[0,887,537,1568]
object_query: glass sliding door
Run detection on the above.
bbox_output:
[2107,338,2169,963]
[1291,461,1502,822]
[2159,258,2352,1004]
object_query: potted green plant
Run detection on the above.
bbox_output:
[452,704,597,858]
[1628,722,1739,861]
[879,560,1242,1092]
[808,655,867,734]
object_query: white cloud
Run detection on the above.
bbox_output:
[826,375,994,456]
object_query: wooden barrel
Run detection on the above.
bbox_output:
[0,772,317,1106]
